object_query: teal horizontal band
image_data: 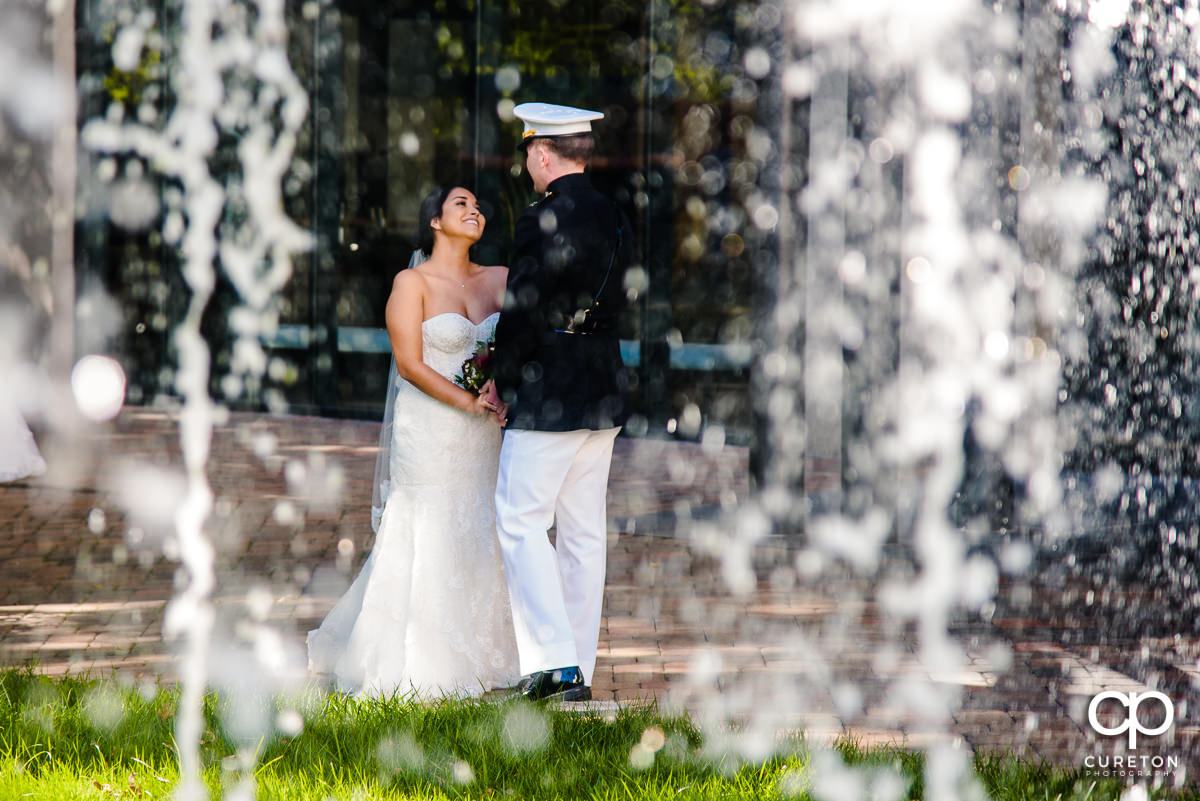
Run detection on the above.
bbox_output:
[260,325,752,371]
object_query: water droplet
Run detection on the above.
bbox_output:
[376,732,424,773]
[905,256,934,284]
[246,586,272,621]
[839,250,867,284]
[629,742,655,770]
[867,137,894,164]
[1007,165,1031,191]
[273,501,298,525]
[650,54,674,80]
[495,65,521,94]
[83,686,125,731]
[109,177,161,231]
[453,760,474,784]
[640,726,666,751]
[1088,0,1131,28]
[743,47,771,79]
[70,355,126,421]
[502,705,550,754]
[276,709,303,737]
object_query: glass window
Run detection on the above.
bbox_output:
[78,0,764,444]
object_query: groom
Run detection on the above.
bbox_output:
[489,101,633,702]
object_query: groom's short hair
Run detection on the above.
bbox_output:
[540,134,595,166]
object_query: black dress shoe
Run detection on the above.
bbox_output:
[519,667,591,701]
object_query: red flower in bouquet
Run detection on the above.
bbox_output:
[454,340,495,393]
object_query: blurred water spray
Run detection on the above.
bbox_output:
[691,1,1119,797]
[81,0,311,796]
[0,0,75,400]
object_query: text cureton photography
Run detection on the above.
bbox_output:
[1083,754,1181,779]
[1084,690,1180,779]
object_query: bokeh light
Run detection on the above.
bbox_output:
[70,355,126,421]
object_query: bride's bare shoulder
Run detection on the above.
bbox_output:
[391,266,429,292]
[387,267,429,313]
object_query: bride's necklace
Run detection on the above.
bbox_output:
[433,260,470,289]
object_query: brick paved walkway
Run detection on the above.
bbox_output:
[1,408,1198,784]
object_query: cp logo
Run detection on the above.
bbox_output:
[1088,691,1174,749]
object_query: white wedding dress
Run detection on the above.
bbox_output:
[0,391,46,482]
[307,311,520,697]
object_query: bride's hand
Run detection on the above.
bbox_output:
[467,390,496,418]
[481,381,507,427]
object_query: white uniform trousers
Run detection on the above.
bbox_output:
[495,426,620,687]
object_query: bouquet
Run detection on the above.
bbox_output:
[454,340,495,393]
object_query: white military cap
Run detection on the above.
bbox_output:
[513,102,604,148]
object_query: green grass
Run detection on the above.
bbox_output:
[0,669,1194,800]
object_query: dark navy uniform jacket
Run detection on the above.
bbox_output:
[493,172,634,432]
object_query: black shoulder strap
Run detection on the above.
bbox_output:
[559,201,624,334]
[590,201,623,307]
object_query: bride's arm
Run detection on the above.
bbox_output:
[386,270,496,416]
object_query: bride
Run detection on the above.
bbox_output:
[307,185,519,697]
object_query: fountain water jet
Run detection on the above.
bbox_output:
[676,0,1164,797]
[81,0,311,796]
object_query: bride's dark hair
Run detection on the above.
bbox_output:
[415,184,474,258]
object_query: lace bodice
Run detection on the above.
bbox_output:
[419,311,499,380]
[389,312,500,487]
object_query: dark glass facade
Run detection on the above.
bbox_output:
[76,0,771,445]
